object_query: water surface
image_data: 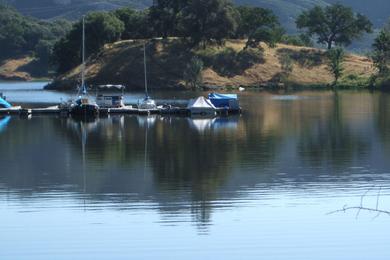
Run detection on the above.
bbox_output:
[0,82,390,259]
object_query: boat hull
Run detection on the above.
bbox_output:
[139,98,157,110]
[70,104,99,117]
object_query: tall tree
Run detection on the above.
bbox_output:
[184,56,203,89]
[327,47,345,85]
[114,8,151,39]
[52,12,124,73]
[372,23,390,75]
[148,0,187,38]
[179,0,238,47]
[235,6,282,49]
[235,6,278,38]
[296,4,372,49]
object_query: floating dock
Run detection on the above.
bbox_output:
[0,105,241,117]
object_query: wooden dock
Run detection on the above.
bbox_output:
[0,106,241,117]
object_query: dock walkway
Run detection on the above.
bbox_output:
[0,106,241,116]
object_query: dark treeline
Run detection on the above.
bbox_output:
[52,0,289,73]
[0,4,71,66]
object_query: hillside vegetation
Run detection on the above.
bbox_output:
[46,39,374,90]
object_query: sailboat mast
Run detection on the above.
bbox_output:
[143,43,148,97]
[81,16,86,91]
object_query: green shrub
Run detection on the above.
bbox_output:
[197,47,264,77]
[337,74,370,89]
[184,56,204,89]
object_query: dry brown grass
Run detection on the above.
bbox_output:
[0,56,34,81]
[51,39,375,90]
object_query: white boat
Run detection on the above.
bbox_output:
[96,84,125,108]
[138,43,157,110]
[187,96,216,116]
[69,16,99,116]
[139,96,157,110]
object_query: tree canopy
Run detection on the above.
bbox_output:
[235,6,279,38]
[114,8,151,40]
[235,6,283,49]
[0,4,71,60]
[179,0,238,46]
[372,23,390,75]
[148,0,187,38]
[296,4,372,49]
[52,12,124,73]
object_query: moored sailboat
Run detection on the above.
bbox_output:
[69,16,99,117]
[138,43,157,110]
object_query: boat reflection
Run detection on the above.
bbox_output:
[137,115,158,127]
[0,116,10,133]
[187,116,239,133]
[3,91,390,230]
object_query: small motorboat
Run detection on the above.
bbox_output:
[96,84,125,108]
[208,93,240,111]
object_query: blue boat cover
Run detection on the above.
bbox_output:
[208,93,238,100]
[0,96,11,108]
[208,93,238,108]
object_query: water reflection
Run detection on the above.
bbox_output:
[1,91,390,227]
[187,116,239,133]
[0,116,10,133]
[297,93,370,169]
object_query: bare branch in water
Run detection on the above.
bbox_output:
[328,186,390,217]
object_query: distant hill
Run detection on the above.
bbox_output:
[4,0,390,29]
[3,0,152,20]
[326,0,390,27]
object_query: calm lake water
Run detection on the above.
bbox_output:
[1,82,390,259]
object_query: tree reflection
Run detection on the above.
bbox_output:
[375,93,390,154]
[148,116,240,225]
[0,91,384,227]
[297,92,370,170]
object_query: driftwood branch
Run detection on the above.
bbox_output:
[327,186,390,217]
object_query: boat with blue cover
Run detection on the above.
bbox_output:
[0,93,11,109]
[208,93,240,111]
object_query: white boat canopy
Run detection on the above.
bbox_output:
[97,84,126,90]
[187,96,216,116]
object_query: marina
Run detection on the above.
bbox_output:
[0,104,241,116]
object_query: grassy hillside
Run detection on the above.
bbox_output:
[0,56,51,81]
[46,39,374,90]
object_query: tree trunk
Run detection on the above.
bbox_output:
[327,41,332,49]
